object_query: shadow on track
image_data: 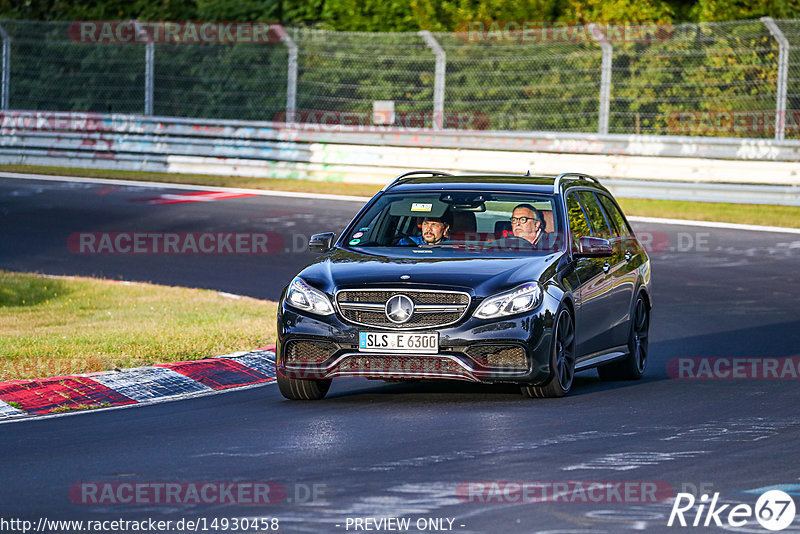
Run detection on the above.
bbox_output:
[289,319,800,402]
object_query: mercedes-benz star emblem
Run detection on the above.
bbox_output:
[385,294,414,324]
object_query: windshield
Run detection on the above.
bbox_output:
[343,191,564,254]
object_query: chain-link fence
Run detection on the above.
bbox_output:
[1,18,799,139]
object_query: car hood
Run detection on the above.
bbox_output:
[296,247,564,298]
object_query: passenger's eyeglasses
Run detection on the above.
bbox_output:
[510,216,538,224]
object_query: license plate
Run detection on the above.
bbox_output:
[359,332,439,354]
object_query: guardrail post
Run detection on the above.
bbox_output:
[761,17,789,141]
[0,23,11,110]
[419,31,446,130]
[588,24,612,135]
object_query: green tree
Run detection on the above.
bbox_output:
[0,0,198,20]
[317,0,417,31]
[411,0,561,32]
[690,0,800,22]
[282,0,326,25]
[195,0,282,21]
[559,0,675,23]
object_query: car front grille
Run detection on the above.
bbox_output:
[285,340,339,364]
[336,289,470,330]
[466,345,528,369]
[335,355,474,380]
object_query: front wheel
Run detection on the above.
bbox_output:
[277,370,332,400]
[598,293,649,381]
[521,306,576,398]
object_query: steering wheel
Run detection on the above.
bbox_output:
[391,233,417,246]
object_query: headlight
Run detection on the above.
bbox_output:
[285,277,334,316]
[474,282,543,319]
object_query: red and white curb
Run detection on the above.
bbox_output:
[133,190,259,205]
[0,345,276,421]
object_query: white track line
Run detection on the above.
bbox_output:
[0,171,371,202]
[3,171,799,234]
[628,216,800,234]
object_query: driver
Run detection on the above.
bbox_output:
[398,213,451,245]
[511,204,547,246]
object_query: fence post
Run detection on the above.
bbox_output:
[419,31,446,130]
[144,41,154,115]
[0,23,10,110]
[761,17,789,141]
[588,24,612,135]
[272,25,298,123]
[133,22,154,116]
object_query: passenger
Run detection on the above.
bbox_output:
[510,204,548,247]
[398,213,451,245]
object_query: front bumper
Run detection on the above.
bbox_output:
[276,294,559,385]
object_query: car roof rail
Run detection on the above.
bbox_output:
[382,170,454,191]
[553,172,600,193]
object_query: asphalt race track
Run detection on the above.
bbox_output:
[2,174,800,533]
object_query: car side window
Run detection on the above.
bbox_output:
[597,194,633,238]
[576,191,612,239]
[566,193,591,252]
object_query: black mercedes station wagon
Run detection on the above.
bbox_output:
[276,171,651,400]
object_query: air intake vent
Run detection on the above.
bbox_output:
[285,340,339,364]
[467,345,527,369]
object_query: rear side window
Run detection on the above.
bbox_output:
[566,193,591,251]
[576,191,612,239]
[597,194,633,237]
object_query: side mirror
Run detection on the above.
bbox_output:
[576,236,613,258]
[308,232,335,253]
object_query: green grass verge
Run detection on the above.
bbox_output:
[0,271,277,381]
[2,164,799,228]
[617,198,800,229]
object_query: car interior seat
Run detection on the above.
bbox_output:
[449,211,477,241]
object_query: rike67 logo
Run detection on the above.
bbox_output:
[668,490,796,531]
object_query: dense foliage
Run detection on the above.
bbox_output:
[1,0,798,27]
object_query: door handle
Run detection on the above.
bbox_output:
[625,251,632,261]
[603,261,610,273]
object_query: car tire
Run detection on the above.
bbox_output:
[277,370,332,400]
[598,293,649,381]
[521,305,576,398]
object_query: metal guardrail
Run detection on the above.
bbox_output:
[1,111,800,205]
[3,111,800,160]
[603,179,800,206]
